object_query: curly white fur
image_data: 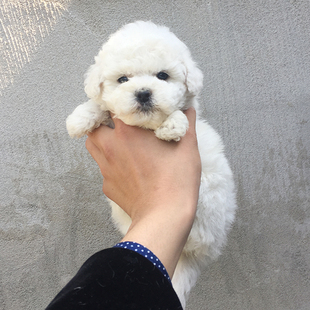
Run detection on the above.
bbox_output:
[66,21,237,308]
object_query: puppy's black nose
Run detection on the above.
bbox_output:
[136,89,152,106]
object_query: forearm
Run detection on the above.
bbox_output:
[121,201,197,278]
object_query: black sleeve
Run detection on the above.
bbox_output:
[45,247,183,310]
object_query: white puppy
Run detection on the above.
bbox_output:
[66,21,236,308]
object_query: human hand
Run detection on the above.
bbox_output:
[86,108,201,221]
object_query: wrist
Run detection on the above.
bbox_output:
[121,201,197,278]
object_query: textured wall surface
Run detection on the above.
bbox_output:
[1,1,309,309]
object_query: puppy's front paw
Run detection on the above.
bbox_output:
[155,110,189,141]
[66,100,109,138]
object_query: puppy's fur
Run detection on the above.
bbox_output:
[67,21,236,308]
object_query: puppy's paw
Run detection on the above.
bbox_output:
[155,110,189,141]
[66,100,109,138]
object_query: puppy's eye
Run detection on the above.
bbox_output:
[117,76,129,83]
[156,72,169,80]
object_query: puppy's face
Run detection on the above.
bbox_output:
[85,22,203,129]
[101,53,189,129]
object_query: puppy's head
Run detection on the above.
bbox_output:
[84,21,203,129]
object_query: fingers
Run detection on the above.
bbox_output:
[85,136,107,168]
[85,136,100,158]
[111,114,135,137]
[85,128,111,177]
[86,117,128,167]
[86,108,196,162]
[87,123,112,144]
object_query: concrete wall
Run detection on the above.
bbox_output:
[1,1,309,309]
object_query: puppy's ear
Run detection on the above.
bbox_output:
[184,58,203,96]
[84,57,104,99]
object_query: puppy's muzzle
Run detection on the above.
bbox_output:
[135,89,153,112]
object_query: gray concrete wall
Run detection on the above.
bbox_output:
[1,1,309,309]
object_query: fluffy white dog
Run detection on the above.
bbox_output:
[66,21,236,308]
